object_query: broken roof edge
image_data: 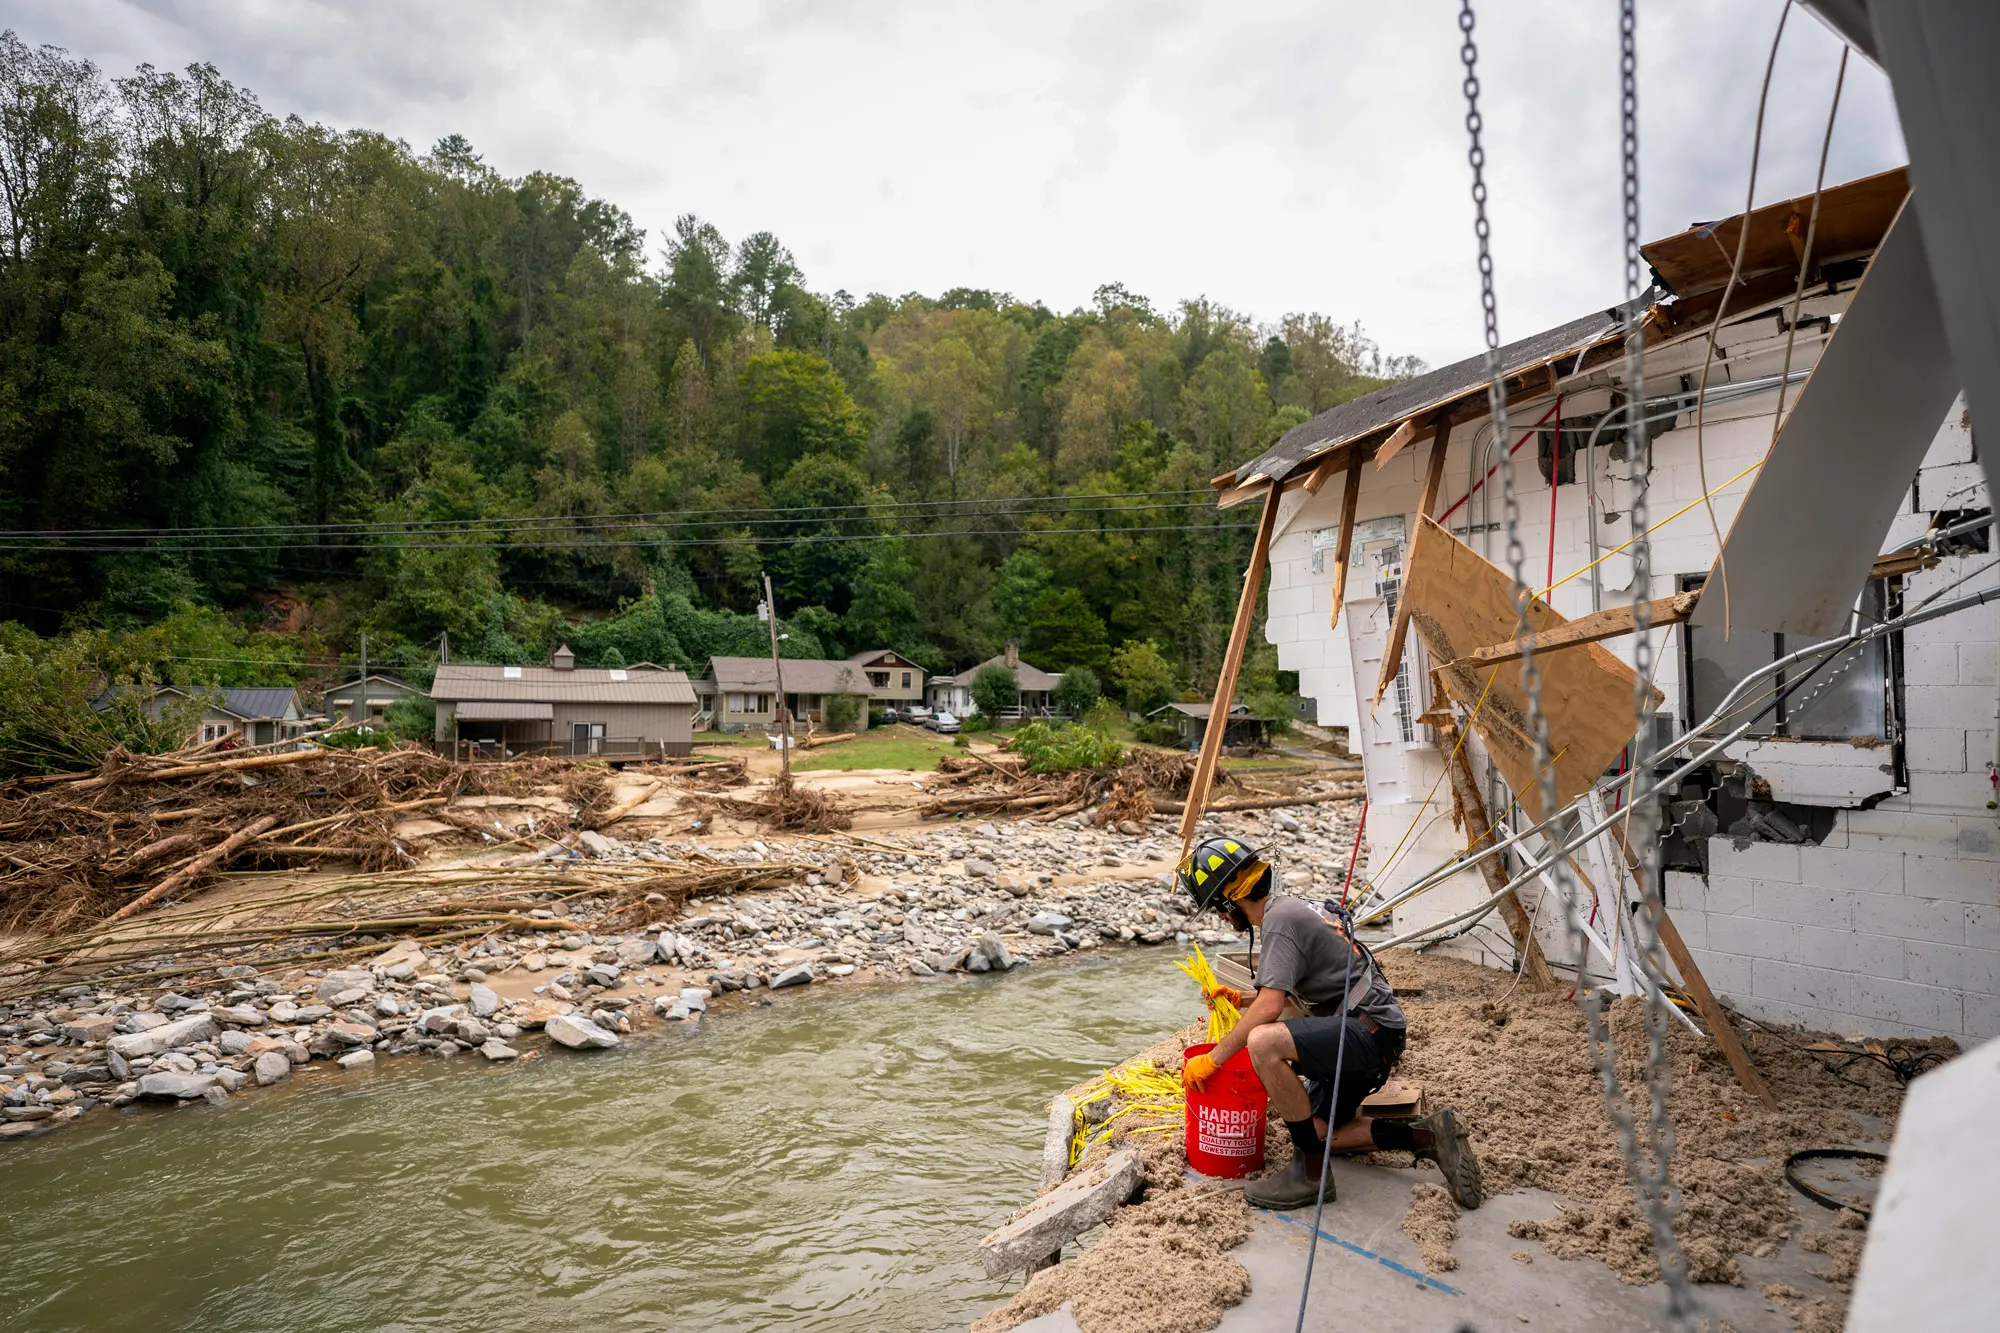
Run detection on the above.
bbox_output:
[1218,167,1909,499]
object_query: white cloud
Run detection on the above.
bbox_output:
[10,0,1903,367]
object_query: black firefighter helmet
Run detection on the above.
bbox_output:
[1177,834,1269,918]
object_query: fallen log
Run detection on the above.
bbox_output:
[62,748,332,793]
[109,831,207,874]
[106,815,278,921]
[799,732,856,749]
[588,777,662,830]
[1152,789,1362,815]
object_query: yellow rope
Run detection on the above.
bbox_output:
[1539,457,1763,597]
[1176,943,1241,1042]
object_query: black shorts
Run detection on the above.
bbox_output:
[1282,1015,1406,1127]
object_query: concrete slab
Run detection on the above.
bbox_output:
[1213,1157,1851,1332]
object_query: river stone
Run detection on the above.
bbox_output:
[317,970,375,1003]
[468,984,500,1018]
[201,1084,231,1106]
[108,1014,217,1060]
[252,1051,292,1086]
[336,1050,375,1070]
[417,1005,466,1034]
[214,1067,246,1092]
[908,958,935,977]
[513,999,572,1030]
[293,1005,332,1023]
[324,1021,375,1048]
[267,1002,300,1024]
[615,938,658,966]
[211,1005,263,1027]
[120,1011,170,1033]
[966,952,991,973]
[545,1014,620,1049]
[218,1031,254,1056]
[1026,912,1073,936]
[372,939,427,972]
[769,965,815,990]
[107,1050,130,1079]
[975,931,1015,970]
[454,1018,490,1045]
[137,1071,218,1100]
[479,1039,519,1061]
[154,992,198,1013]
[63,1015,116,1043]
[2,1105,53,1121]
[965,858,998,878]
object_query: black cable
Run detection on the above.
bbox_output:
[1783,1148,1885,1217]
[1296,900,1357,1333]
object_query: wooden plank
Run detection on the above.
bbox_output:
[1460,592,1699,668]
[1300,444,1352,496]
[979,1148,1145,1278]
[1434,720,1556,991]
[1373,416,1418,470]
[1179,485,1282,849]
[1369,419,1452,705]
[1608,824,1777,1109]
[1399,515,1660,821]
[1360,1079,1424,1118]
[1327,463,1362,633]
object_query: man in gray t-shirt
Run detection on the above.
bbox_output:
[1177,831,1481,1213]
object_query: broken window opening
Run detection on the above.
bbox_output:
[1680,573,1899,743]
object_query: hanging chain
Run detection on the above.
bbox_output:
[1458,1,1695,1320]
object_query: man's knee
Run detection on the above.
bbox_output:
[1246,1022,1295,1065]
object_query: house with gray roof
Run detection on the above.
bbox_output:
[926,643,1064,719]
[429,644,697,758]
[107,685,308,748]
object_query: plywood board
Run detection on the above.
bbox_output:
[1400,515,1658,821]
[1689,199,1959,641]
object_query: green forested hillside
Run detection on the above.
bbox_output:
[0,36,1418,712]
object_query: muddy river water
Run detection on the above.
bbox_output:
[2,952,1191,1333]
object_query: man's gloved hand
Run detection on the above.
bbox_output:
[1202,984,1243,1009]
[1181,1052,1219,1091]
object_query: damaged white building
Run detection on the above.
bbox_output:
[1221,167,1996,1048]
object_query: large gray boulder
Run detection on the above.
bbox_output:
[108,1014,218,1060]
[769,965,815,990]
[252,1051,292,1086]
[136,1071,219,1100]
[467,984,501,1018]
[545,1013,621,1049]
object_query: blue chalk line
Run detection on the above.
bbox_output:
[1266,1208,1464,1296]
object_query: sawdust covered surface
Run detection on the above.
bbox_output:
[1401,1181,1460,1272]
[1377,950,1950,1295]
[971,1187,1253,1333]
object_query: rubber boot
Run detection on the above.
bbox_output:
[1413,1108,1483,1209]
[1244,1153,1334,1210]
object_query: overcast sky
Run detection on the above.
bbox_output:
[10,0,1903,368]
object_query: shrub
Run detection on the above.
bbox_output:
[1135,720,1185,747]
[970,664,1019,718]
[822,693,862,734]
[1051,666,1100,717]
[958,713,994,733]
[867,707,887,729]
[384,696,436,743]
[1010,721,1123,774]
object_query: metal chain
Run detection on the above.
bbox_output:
[1458,1,1694,1320]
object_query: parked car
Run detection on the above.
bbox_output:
[880,707,904,724]
[928,711,960,734]
[904,706,934,725]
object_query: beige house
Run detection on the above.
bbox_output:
[698,656,881,734]
[430,645,696,758]
[846,649,925,704]
[321,674,421,725]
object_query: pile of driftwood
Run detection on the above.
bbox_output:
[920,748,1364,824]
[0,743,612,934]
[0,857,813,1002]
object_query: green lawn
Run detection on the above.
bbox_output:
[793,726,962,772]
[691,731,766,747]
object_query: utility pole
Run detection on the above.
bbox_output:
[357,631,367,726]
[762,571,792,787]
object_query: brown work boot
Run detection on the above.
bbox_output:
[1244,1154,1334,1210]
[1413,1108,1483,1209]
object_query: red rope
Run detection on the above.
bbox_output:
[1436,400,1563,525]
[1338,796,1370,908]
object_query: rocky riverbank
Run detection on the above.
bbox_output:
[1,799,1360,1141]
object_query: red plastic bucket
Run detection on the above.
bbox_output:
[1183,1041,1268,1178]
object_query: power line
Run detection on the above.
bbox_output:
[0,488,1220,540]
[0,510,1248,548]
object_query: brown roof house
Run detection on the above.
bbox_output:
[429,644,696,758]
[697,655,887,734]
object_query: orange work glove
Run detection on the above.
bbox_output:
[1202,984,1244,1009]
[1181,1052,1219,1091]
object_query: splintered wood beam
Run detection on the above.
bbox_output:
[1180,484,1283,851]
[1609,824,1777,1109]
[1301,445,1350,496]
[1459,591,1700,668]
[1327,463,1363,632]
[1417,416,1453,522]
[1373,416,1418,470]
[1433,721,1555,991]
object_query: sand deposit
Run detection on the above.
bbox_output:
[1401,1181,1461,1272]
[985,946,1949,1333]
